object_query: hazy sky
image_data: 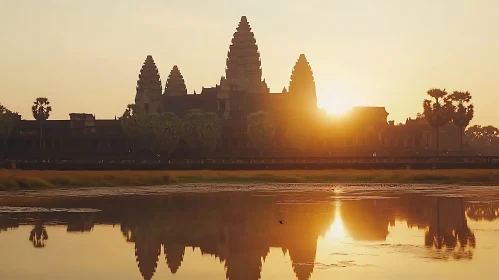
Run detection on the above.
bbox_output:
[1,0,498,125]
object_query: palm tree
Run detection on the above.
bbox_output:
[31,97,52,149]
[197,112,222,153]
[423,89,453,157]
[120,104,144,155]
[182,110,222,155]
[247,111,275,156]
[182,109,204,152]
[447,91,474,153]
[153,113,183,157]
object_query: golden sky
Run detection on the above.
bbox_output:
[1,0,498,125]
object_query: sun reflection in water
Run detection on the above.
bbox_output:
[326,200,348,241]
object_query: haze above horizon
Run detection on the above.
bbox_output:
[1,0,498,125]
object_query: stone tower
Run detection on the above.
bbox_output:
[225,16,267,94]
[135,55,163,115]
[288,54,317,111]
[164,65,188,96]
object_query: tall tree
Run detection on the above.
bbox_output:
[423,89,453,157]
[197,112,222,153]
[182,110,222,154]
[120,104,144,155]
[153,113,183,157]
[182,109,204,151]
[448,91,474,152]
[0,104,20,156]
[247,111,275,156]
[31,97,52,149]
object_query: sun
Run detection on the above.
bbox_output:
[318,93,355,116]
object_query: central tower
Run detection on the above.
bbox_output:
[225,16,266,94]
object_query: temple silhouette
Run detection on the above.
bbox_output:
[4,16,464,160]
[0,191,488,280]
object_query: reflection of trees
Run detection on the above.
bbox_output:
[0,216,19,233]
[5,191,488,279]
[424,225,476,260]
[67,213,95,232]
[420,197,476,260]
[466,204,499,221]
[29,223,48,248]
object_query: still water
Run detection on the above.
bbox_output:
[0,184,499,280]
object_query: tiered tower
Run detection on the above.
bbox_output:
[288,54,317,111]
[164,65,188,96]
[164,243,185,274]
[225,16,267,94]
[135,55,163,114]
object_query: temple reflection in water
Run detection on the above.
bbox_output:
[1,191,496,280]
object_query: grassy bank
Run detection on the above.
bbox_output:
[1,169,499,190]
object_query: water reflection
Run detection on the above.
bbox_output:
[0,191,497,280]
[29,223,48,248]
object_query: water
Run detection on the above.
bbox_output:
[0,184,498,280]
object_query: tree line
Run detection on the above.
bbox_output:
[120,105,222,156]
[0,97,51,153]
[1,93,499,156]
[422,89,474,155]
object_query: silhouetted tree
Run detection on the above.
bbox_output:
[120,104,144,155]
[0,104,20,156]
[182,109,222,153]
[423,89,453,156]
[448,91,474,152]
[153,113,183,157]
[31,97,52,149]
[182,109,204,151]
[465,125,499,155]
[197,112,222,153]
[247,111,275,156]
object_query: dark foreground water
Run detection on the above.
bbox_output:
[0,184,499,280]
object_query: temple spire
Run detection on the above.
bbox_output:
[135,55,163,114]
[225,16,264,93]
[288,54,317,110]
[164,65,188,96]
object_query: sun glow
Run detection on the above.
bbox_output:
[318,93,355,116]
[326,200,348,241]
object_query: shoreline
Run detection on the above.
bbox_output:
[1,169,499,190]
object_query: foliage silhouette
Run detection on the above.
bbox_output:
[120,104,145,155]
[448,91,474,152]
[152,113,183,156]
[182,109,222,154]
[31,97,52,149]
[0,104,20,156]
[247,111,275,156]
[423,89,453,156]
